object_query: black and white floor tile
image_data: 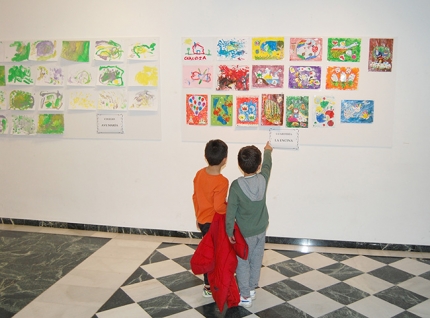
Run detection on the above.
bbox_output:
[1,224,430,318]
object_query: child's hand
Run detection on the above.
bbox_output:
[264,141,273,152]
[228,236,236,244]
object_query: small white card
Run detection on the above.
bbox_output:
[97,114,124,134]
[269,128,299,150]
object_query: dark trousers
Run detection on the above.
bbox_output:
[198,222,211,286]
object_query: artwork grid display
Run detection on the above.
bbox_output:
[0,37,160,135]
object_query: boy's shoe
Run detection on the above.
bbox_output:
[250,290,256,300]
[239,295,252,308]
[202,286,212,298]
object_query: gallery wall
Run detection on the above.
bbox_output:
[0,0,429,246]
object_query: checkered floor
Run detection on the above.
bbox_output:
[94,242,430,318]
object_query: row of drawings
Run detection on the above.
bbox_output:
[182,37,394,72]
[0,113,64,135]
[186,94,374,127]
[184,65,360,91]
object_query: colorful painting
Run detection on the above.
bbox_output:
[61,41,90,62]
[0,90,6,109]
[9,90,35,110]
[186,94,208,125]
[11,114,36,135]
[327,38,361,62]
[216,65,249,91]
[341,100,374,124]
[0,66,5,86]
[128,38,159,60]
[252,65,284,88]
[290,38,322,61]
[236,96,259,126]
[216,37,249,61]
[35,66,64,86]
[128,89,158,111]
[313,96,336,128]
[94,40,124,61]
[0,115,7,134]
[285,96,309,128]
[98,89,127,110]
[5,41,30,62]
[183,37,213,61]
[68,90,97,110]
[67,65,96,86]
[261,94,284,126]
[37,114,64,134]
[252,37,284,60]
[288,66,321,89]
[326,66,359,90]
[128,64,158,87]
[98,66,125,86]
[7,65,33,85]
[29,40,58,61]
[183,65,213,88]
[211,95,233,126]
[368,38,393,72]
[39,90,64,111]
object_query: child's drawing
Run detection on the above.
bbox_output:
[285,96,309,128]
[252,37,284,60]
[211,95,233,126]
[341,100,374,124]
[35,66,64,86]
[186,94,208,125]
[38,90,64,111]
[11,114,36,135]
[128,38,159,60]
[216,65,249,91]
[128,89,158,111]
[0,90,6,110]
[9,90,35,110]
[327,38,361,62]
[67,65,96,86]
[5,41,30,62]
[290,38,322,61]
[0,66,5,86]
[98,89,127,110]
[236,96,259,126]
[326,66,359,90]
[68,90,97,110]
[288,66,321,89]
[37,114,64,134]
[94,40,124,61]
[0,115,8,134]
[252,65,284,88]
[61,41,90,62]
[128,64,158,87]
[261,94,284,126]
[313,96,336,128]
[98,66,125,86]
[183,65,213,88]
[182,37,213,61]
[30,40,58,61]
[7,65,33,85]
[216,37,249,61]
[368,38,393,72]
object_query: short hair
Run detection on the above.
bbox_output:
[238,145,261,174]
[205,139,228,166]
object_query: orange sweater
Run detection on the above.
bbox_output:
[192,168,228,224]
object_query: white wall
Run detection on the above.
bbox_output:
[1,0,429,246]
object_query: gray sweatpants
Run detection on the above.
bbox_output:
[236,231,266,298]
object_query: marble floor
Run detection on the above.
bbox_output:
[1,224,430,318]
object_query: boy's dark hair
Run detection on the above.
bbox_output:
[238,145,261,174]
[205,139,228,166]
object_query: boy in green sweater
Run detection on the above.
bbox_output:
[226,141,273,308]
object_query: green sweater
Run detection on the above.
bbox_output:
[226,149,272,238]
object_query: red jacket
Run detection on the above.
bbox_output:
[190,213,248,311]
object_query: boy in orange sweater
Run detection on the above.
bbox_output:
[192,139,228,297]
